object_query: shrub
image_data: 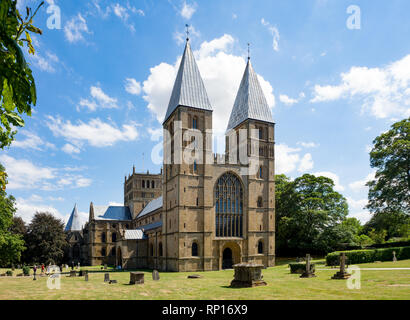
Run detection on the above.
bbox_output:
[6,271,13,276]
[289,263,315,274]
[22,266,30,276]
[326,246,410,266]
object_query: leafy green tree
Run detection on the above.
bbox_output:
[23,212,67,265]
[366,118,410,214]
[0,0,44,190]
[355,234,373,247]
[0,164,25,266]
[275,174,349,254]
[10,216,26,236]
[368,228,387,244]
[362,210,410,240]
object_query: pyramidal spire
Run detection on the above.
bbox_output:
[65,204,82,232]
[163,39,212,124]
[227,59,274,131]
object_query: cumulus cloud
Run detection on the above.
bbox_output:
[12,131,55,151]
[313,171,344,192]
[311,54,410,119]
[46,116,139,148]
[78,86,118,111]
[125,78,142,95]
[275,144,314,175]
[62,143,81,155]
[261,18,280,52]
[346,197,372,223]
[297,141,320,148]
[142,34,275,133]
[0,155,92,191]
[15,197,65,224]
[348,172,376,193]
[64,14,91,43]
[279,92,305,106]
[180,1,197,19]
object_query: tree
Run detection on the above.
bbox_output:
[0,164,25,266]
[23,212,67,265]
[366,118,410,214]
[362,210,410,240]
[10,216,26,236]
[275,174,349,254]
[0,0,44,190]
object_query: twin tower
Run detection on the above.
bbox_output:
[159,38,276,271]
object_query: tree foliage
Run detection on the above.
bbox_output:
[0,164,25,266]
[366,117,410,214]
[23,212,67,265]
[275,174,351,254]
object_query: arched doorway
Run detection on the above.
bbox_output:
[222,248,233,269]
[116,247,123,268]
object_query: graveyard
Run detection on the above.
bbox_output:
[0,258,409,300]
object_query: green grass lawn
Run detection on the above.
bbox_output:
[0,259,409,300]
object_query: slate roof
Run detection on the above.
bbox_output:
[140,221,163,232]
[65,204,83,232]
[93,206,132,221]
[137,196,163,219]
[227,59,274,131]
[124,229,145,240]
[163,40,212,124]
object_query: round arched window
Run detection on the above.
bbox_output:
[192,242,198,256]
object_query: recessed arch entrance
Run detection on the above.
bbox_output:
[221,242,241,269]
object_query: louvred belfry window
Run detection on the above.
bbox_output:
[215,173,243,238]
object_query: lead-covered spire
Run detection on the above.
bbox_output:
[163,39,212,124]
[65,204,83,232]
[227,59,274,131]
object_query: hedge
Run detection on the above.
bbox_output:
[326,246,410,266]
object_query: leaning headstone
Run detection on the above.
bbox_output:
[393,251,397,262]
[104,273,110,282]
[129,272,144,285]
[331,252,351,280]
[300,254,316,278]
[152,270,160,281]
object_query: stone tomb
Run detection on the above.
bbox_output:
[130,272,144,285]
[300,254,316,278]
[331,253,351,280]
[152,270,160,281]
[230,263,267,288]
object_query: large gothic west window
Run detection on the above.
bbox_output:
[215,173,243,237]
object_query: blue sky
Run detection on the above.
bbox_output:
[2,0,410,225]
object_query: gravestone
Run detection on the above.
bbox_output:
[79,270,84,277]
[393,251,397,262]
[104,273,110,282]
[77,262,80,270]
[69,270,76,277]
[152,270,160,281]
[300,254,316,278]
[85,273,89,281]
[331,252,351,279]
[129,272,144,285]
[104,264,107,270]
[230,263,267,288]
[109,280,118,284]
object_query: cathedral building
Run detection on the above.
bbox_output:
[65,37,276,272]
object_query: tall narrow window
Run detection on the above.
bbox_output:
[215,173,244,238]
[259,166,263,179]
[101,248,106,256]
[193,116,198,129]
[257,197,263,208]
[142,180,145,188]
[112,232,117,242]
[101,233,106,243]
[159,242,163,257]
[151,181,155,188]
[258,241,263,254]
[194,161,197,172]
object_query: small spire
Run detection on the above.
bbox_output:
[186,24,190,41]
[247,43,251,60]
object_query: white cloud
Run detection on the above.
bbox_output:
[78,86,118,111]
[62,143,81,155]
[346,197,372,223]
[0,155,92,191]
[297,141,320,148]
[46,116,139,148]
[279,92,305,106]
[15,197,65,224]
[180,1,197,20]
[12,131,55,151]
[148,127,163,141]
[261,18,280,52]
[349,172,376,193]
[64,14,90,43]
[142,34,275,133]
[313,171,344,192]
[30,51,59,73]
[311,54,410,119]
[112,3,129,21]
[275,144,314,175]
[125,78,142,95]
[298,153,314,172]
[173,25,200,45]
